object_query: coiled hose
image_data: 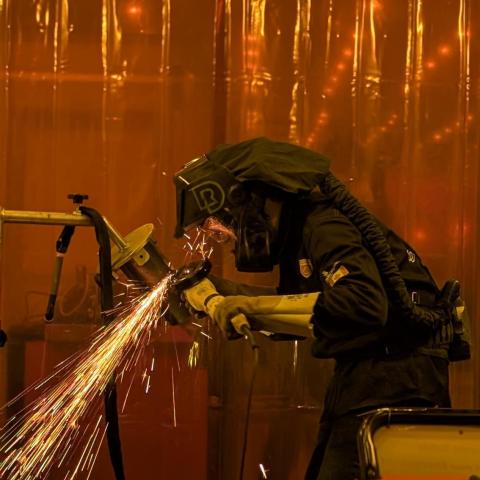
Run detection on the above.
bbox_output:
[319,172,445,336]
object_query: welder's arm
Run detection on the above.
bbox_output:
[183,278,316,338]
[208,273,277,297]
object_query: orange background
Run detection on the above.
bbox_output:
[0,0,479,479]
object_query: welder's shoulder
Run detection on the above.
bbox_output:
[303,204,361,243]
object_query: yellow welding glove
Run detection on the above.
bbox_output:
[184,282,319,338]
[208,274,277,296]
[183,279,242,339]
[183,278,221,314]
[213,293,319,337]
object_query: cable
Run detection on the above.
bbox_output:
[242,325,259,351]
[238,326,259,480]
[80,206,126,480]
[44,225,76,322]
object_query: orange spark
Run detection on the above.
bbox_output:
[0,276,172,479]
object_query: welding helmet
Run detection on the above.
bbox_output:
[174,137,330,271]
[174,154,239,237]
[174,157,275,271]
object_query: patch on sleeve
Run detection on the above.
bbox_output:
[406,249,416,263]
[322,262,349,287]
[298,258,313,278]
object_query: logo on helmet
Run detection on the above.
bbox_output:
[192,181,225,214]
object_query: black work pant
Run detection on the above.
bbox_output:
[304,412,363,480]
[304,399,441,480]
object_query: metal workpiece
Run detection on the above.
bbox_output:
[0,207,90,248]
[0,205,175,286]
[113,226,192,325]
[0,207,92,226]
[110,224,154,271]
[0,205,179,326]
[101,216,129,252]
[0,206,128,252]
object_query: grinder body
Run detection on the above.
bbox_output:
[110,225,191,325]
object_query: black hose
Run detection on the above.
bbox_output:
[238,326,259,480]
[319,173,445,335]
[0,329,6,347]
[44,225,76,322]
[80,207,125,480]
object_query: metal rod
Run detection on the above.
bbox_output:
[0,208,92,226]
[102,216,129,251]
[0,207,129,250]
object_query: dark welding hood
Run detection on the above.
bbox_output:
[174,137,331,238]
[174,137,458,354]
[205,137,331,195]
[174,155,240,238]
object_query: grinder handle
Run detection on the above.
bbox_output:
[230,313,251,335]
[200,291,252,336]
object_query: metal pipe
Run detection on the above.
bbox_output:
[0,207,128,251]
[0,208,92,226]
[101,216,129,251]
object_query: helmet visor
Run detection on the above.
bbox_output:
[174,155,240,238]
[200,216,237,244]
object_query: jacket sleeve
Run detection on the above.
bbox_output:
[305,209,388,343]
[208,274,278,296]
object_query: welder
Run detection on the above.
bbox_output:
[173,137,453,480]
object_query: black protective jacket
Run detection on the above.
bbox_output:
[277,194,451,418]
